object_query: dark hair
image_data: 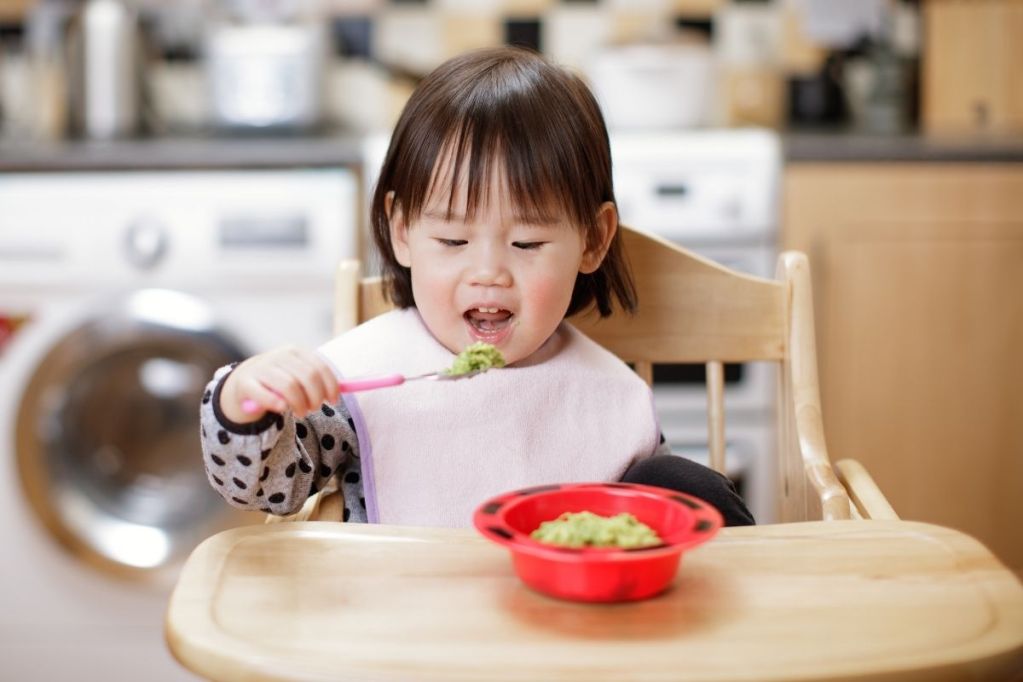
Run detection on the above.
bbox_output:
[369,46,636,318]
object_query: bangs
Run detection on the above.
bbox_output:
[383,52,610,237]
[420,131,569,226]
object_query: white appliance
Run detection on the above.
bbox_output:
[611,129,782,523]
[0,168,357,680]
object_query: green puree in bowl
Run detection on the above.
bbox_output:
[531,511,663,549]
[447,342,506,376]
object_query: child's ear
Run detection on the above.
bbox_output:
[580,202,618,274]
[386,191,412,267]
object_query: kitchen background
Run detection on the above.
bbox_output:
[0,0,1021,680]
[0,0,928,138]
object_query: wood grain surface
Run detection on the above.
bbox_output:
[166,521,1023,682]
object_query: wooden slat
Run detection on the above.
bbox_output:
[333,261,361,336]
[358,275,393,323]
[633,361,653,386]
[706,361,726,474]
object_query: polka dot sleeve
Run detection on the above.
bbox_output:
[199,364,366,521]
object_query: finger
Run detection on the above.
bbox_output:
[239,380,288,415]
[319,362,341,404]
[293,353,339,408]
[270,357,317,414]
[314,351,342,403]
[278,352,334,411]
[263,366,317,415]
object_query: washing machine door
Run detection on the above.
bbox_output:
[14,289,251,577]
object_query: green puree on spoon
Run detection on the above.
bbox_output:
[446,342,506,376]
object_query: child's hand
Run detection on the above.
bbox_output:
[220,346,340,424]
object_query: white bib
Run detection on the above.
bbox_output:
[319,309,659,527]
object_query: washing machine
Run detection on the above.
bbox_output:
[0,168,358,680]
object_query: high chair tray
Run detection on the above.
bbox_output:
[165,520,1023,682]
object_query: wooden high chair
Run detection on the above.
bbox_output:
[270,226,897,525]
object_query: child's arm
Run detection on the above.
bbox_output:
[199,348,361,517]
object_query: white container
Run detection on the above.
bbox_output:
[205,21,327,131]
[586,43,714,130]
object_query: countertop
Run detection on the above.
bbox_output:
[0,134,368,172]
[2,130,1023,172]
[783,130,1023,162]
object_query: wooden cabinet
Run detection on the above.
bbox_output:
[782,163,1023,570]
[922,0,1023,134]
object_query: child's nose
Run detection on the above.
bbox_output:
[469,244,512,287]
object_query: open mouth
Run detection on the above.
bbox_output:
[464,306,514,339]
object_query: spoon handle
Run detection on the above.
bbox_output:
[337,373,407,393]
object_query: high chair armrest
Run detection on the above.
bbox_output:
[835,459,899,520]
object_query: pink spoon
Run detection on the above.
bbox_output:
[240,369,484,415]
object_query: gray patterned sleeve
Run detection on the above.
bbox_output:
[199,364,365,520]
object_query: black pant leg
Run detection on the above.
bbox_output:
[621,455,756,527]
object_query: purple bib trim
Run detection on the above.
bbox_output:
[340,390,378,523]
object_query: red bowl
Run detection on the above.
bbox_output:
[473,482,722,603]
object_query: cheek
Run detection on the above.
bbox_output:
[411,266,454,309]
[525,271,576,319]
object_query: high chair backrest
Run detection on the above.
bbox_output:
[331,226,854,523]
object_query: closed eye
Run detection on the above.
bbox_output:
[436,238,468,247]
[513,241,545,251]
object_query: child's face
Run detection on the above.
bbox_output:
[388,154,615,365]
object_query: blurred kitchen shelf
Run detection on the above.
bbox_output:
[783,130,1023,163]
[0,134,366,171]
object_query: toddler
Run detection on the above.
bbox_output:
[200,46,754,527]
